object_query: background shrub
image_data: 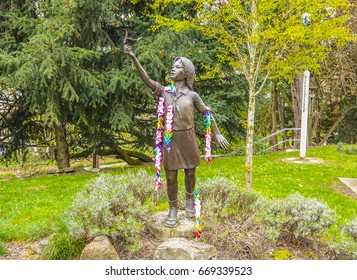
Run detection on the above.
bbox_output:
[63,170,159,252]
[258,192,336,242]
[337,142,357,155]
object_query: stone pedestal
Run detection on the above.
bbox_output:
[153,238,216,260]
[146,211,195,241]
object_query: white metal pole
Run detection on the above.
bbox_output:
[300,70,310,158]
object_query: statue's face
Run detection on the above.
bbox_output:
[170,60,185,81]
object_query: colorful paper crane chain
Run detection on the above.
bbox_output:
[154,97,165,190]
[194,185,203,239]
[204,108,213,165]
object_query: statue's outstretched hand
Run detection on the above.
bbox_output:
[124,30,140,58]
[215,133,229,150]
[124,43,134,57]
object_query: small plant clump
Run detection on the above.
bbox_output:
[0,240,8,257]
[258,192,336,242]
[63,170,160,252]
[41,232,86,260]
[271,249,293,260]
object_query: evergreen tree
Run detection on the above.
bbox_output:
[0,0,246,169]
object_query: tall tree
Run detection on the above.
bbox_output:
[0,0,105,169]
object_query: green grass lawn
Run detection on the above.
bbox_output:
[0,145,356,242]
[0,173,97,241]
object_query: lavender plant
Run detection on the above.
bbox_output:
[63,170,159,252]
[258,192,336,241]
[198,176,261,220]
[333,218,357,259]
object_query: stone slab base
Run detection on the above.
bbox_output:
[146,211,195,241]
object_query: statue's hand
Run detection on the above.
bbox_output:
[215,133,229,150]
[124,43,135,57]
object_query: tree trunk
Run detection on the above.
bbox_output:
[54,124,70,170]
[310,96,320,146]
[291,75,303,148]
[277,89,288,147]
[71,148,153,163]
[311,75,322,145]
[108,142,143,165]
[245,87,256,189]
[270,81,278,149]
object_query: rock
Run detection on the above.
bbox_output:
[80,236,120,260]
[35,235,54,253]
[146,211,195,241]
[153,238,216,260]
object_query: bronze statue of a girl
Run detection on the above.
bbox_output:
[124,37,228,228]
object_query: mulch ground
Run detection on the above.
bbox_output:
[1,229,338,260]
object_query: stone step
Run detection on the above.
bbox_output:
[146,210,195,241]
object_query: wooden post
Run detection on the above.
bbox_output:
[300,70,310,158]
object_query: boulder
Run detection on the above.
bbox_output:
[146,211,195,241]
[153,238,216,260]
[80,235,119,260]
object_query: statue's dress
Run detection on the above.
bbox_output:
[154,86,207,171]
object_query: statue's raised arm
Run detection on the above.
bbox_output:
[123,31,161,92]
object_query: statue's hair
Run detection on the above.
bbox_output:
[173,57,195,90]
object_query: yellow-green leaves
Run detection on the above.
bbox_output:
[148,0,353,79]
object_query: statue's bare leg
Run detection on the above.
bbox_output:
[165,169,178,227]
[184,168,196,218]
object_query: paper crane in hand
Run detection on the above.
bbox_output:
[124,30,141,46]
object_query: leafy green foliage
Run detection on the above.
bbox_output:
[63,170,160,252]
[149,0,354,81]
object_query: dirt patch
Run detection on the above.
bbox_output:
[282,157,324,164]
[332,183,357,200]
[1,241,41,260]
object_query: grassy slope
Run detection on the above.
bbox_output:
[0,173,96,241]
[0,145,356,241]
